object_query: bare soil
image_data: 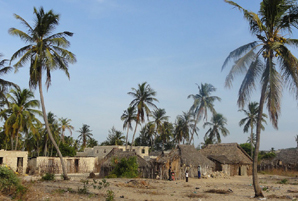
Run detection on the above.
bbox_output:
[2,174,298,200]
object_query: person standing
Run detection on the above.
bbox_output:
[198,165,201,179]
[185,170,189,182]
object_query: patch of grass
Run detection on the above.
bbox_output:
[105,190,115,201]
[277,179,288,184]
[41,173,55,181]
[267,194,292,199]
[187,193,207,198]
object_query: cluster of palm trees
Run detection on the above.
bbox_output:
[119,82,231,151]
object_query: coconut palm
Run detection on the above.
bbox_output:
[9,7,76,179]
[0,54,18,97]
[128,82,158,150]
[174,112,194,145]
[1,88,42,150]
[203,113,229,144]
[58,117,74,144]
[77,124,93,150]
[187,83,221,144]
[295,135,298,148]
[223,0,298,196]
[239,102,267,157]
[158,121,174,151]
[121,106,137,150]
[150,108,169,148]
[105,127,125,145]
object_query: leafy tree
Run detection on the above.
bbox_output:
[121,106,137,149]
[223,0,298,197]
[77,124,93,150]
[102,127,125,146]
[9,7,76,180]
[240,143,254,157]
[87,137,98,148]
[128,82,158,150]
[203,113,229,144]
[110,156,139,178]
[134,123,154,147]
[239,102,267,157]
[188,83,221,144]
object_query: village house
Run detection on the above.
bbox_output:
[154,145,215,180]
[0,150,28,174]
[199,143,253,176]
[98,148,152,178]
[76,145,150,159]
[27,156,98,174]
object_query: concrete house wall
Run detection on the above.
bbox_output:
[0,150,28,174]
[28,156,97,174]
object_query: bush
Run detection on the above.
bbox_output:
[110,156,139,178]
[42,172,55,181]
[0,165,26,197]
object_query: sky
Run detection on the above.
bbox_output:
[1,0,298,150]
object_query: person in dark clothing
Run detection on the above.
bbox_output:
[185,170,189,182]
[198,165,201,179]
[168,166,172,180]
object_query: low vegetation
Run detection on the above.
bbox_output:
[108,156,139,178]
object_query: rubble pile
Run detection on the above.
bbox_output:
[210,171,230,179]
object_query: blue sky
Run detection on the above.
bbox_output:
[1,0,298,150]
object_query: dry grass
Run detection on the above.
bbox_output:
[186,193,207,198]
[137,189,165,195]
[260,169,298,177]
[115,179,155,189]
[204,189,232,194]
[267,194,296,199]
[183,184,193,187]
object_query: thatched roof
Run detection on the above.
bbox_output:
[273,148,298,165]
[101,149,151,168]
[199,143,252,165]
[156,145,215,168]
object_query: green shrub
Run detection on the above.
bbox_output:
[110,156,139,178]
[277,179,288,184]
[42,172,55,181]
[106,190,115,201]
[0,165,26,197]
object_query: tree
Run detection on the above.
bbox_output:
[102,126,125,146]
[158,121,174,151]
[128,82,158,150]
[9,7,76,179]
[121,106,137,150]
[150,108,169,149]
[239,102,267,158]
[1,88,41,150]
[0,54,18,98]
[135,122,155,147]
[87,137,98,148]
[58,117,74,143]
[295,135,298,148]
[223,0,298,197]
[174,112,194,145]
[77,124,93,150]
[203,113,229,144]
[188,83,221,144]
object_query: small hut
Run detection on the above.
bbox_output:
[259,148,298,172]
[154,145,215,180]
[99,148,152,178]
[199,143,252,176]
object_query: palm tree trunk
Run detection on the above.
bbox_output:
[38,79,69,180]
[250,123,254,158]
[44,138,48,156]
[11,135,14,150]
[253,84,266,198]
[130,120,139,151]
[15,129,20,150]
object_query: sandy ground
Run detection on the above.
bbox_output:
[2,174,298,200]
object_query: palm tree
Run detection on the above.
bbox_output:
[239,102,267,158]
[223,0,298,197]
[1,88,42,150]
[105,127,125,145]
[0,54,18,96]
[58,117,74,144]
[77,124,93,150]
[121,106,137,150]
[128,82,158,150]
[150,108,169,149]
[203,113,229,144]
[158,121,174,151]
[295,135,298,148]
[187,83,221,144]
[9,7,76,179]
[174,112,194,145]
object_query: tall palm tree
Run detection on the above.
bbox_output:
[187,83,221,144]
[128,82,158,150]
[239,102,267,157]
[150,108,169,149]
[9,7,76,179]
[203,113,229,144]
[223,0,298,197]
[0,54,18,96]
[77,124,93,150]
[121,106,137,150]
[58,117,74,143]
[1,88,41,150]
